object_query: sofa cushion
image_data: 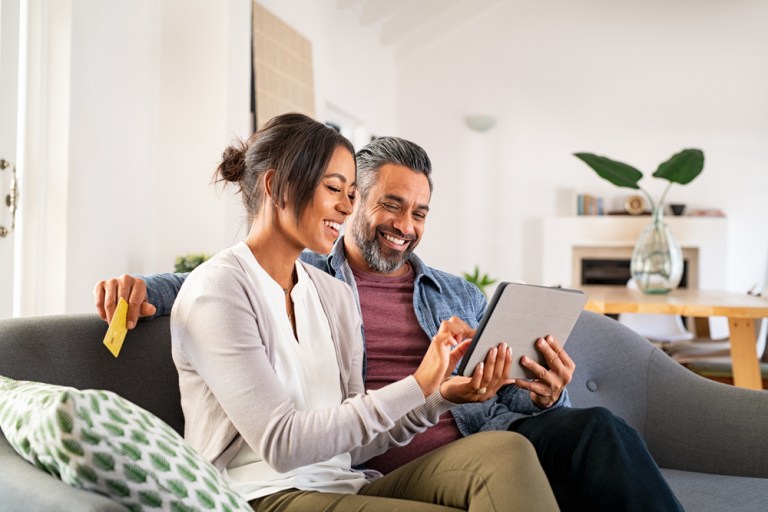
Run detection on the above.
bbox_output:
[661,468,768,512]
[0,375,250,511]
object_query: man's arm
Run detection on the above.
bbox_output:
[93,272,187,329]
[142,272,187,316]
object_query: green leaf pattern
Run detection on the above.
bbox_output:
[93,451,116,471]
[0,377,251,511]
[56,409,74,433]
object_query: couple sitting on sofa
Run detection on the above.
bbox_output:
[95,113,682,511]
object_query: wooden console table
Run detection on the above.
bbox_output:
[579,285,768,390]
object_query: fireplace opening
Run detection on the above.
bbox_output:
[580,258,690,288]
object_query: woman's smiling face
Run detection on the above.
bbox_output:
[292,145,357,254]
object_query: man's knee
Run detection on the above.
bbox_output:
[470,431,539,464]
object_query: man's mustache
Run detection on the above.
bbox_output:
[378,227,417,243]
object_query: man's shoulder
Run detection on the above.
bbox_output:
[299,250,331,272]
[414,257,482,296]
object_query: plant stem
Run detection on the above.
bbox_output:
[657,182,673,208]
[639,188,656,211]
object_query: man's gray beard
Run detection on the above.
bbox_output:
[351,215,411,274]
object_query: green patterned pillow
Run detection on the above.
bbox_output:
[0,376,250,512]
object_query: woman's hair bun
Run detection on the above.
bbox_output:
[217,140,248,182]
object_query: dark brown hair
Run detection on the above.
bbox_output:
[217,112,355,222]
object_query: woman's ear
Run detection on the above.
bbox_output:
[263,169,278,205]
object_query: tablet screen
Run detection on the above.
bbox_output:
[457,282,586,379]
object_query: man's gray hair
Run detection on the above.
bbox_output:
[355,136,433,198]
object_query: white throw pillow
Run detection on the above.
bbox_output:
[0,375,251,511]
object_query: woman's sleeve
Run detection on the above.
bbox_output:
[349,391,456,465]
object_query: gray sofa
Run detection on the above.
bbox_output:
[1,311,767,511]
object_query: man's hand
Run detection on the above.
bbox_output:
[93,275,156,330]
[440,342,514,403]
[513,335,574,409]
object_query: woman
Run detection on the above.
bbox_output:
[171,113,558,511]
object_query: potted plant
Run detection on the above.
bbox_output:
[174,253,211,273]
[463,266,497,297]
[573,149,704,294]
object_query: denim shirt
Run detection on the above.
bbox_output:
[144,236,569,436]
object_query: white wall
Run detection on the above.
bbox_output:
[395,0,768,293]
[16,0,768,315]
[59,0,252,314]
[255,0,396,141]
[15,0,397,315]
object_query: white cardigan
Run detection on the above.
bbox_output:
[170,243,454,482]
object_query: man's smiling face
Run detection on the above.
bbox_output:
[348,163,431,276]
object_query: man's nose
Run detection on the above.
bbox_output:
[392,212,414,236]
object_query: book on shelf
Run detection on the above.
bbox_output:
[576,194,604,216]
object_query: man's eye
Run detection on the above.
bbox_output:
[414,212,427,221]
[383,203,397,211]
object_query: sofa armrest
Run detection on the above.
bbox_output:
[644,350,768,478]
[1,431,127,512]
[567,311,768,479]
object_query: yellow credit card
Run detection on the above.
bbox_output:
[103,297,128,358]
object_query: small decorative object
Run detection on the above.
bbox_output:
[669,203,686,216]
[623,194,647,215]
[574,149,704,294]
[174,252,211,273]
[463,266,497,297]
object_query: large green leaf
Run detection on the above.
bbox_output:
[653,148,704,184]
[574,153,643,189]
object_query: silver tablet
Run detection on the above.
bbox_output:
[458,282,587,379]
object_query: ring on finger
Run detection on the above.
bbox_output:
[475,387,487,394]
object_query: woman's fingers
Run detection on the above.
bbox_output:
[414,318,476,397]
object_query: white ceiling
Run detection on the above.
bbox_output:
[337,0,503,60]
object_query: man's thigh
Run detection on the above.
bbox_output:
[361,431,557,512]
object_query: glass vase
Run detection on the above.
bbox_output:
[630,206,683,294]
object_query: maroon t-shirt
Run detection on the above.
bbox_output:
[351,264,461,474]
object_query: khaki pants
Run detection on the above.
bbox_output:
[250,431,559,512]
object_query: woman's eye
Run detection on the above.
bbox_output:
[348,193,356,202]
[327,185,341,193]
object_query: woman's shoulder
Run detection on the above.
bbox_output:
[177,246,250,298]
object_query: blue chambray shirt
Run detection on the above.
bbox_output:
[144,236,569,436]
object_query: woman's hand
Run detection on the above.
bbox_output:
[412,317,475,397]
[440,342,514,403]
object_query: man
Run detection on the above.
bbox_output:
[95,136,682,511]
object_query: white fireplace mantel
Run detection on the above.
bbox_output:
[541,216,728,289]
